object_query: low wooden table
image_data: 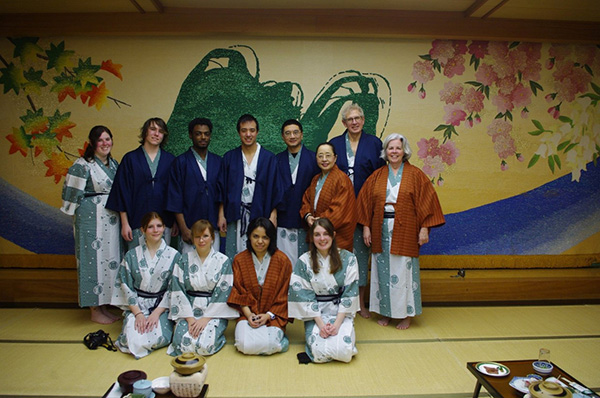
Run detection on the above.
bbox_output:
[103,382,208,398]
[466,359,594,398]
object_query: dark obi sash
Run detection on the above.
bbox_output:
[135,288,167,313]
[315,286,345,305]
[187,290,212,298]
[383,211,395,219]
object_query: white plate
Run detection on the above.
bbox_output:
[475,361,510,377]
[510,376,538,394]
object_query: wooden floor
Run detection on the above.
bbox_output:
[0,305,599,398]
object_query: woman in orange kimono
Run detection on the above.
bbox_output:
[300,143,357,251]
[227,217,292,355]
[357,134,445,329]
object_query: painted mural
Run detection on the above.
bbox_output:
[409,41,600,185]
[0,38,598,256]
[165,45,391,156]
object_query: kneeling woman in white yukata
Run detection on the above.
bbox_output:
[227,217,292,355]
[288,217,360,363]
[112,211,180,359]
[168,220,239,356]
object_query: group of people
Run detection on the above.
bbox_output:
[60,103,445,363]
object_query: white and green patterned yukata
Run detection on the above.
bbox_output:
[61,156,121,308]
[112,239,179,359]
[370,164,422,319]
[288,249,359,363]
[168,248,238,356]
[344,136,370,286]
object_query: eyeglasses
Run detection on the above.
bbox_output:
[345,116,363,123]
[283,130,301,137]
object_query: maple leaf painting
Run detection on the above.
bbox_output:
[20,108,48,135]
[43,152,71,183]
[9,37,44,65]
[2,37,126,183]
[101,60,123,80]
[73,57,102,90]
[22,67,48,95]
[85,81,110,110]
[47,110,76,142]
[51,74,78,102]
[6,126,31,157]
[45,41,75,72]
[0,63,28,94]
[32,131,60,158]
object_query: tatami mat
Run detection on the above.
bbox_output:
[0,306,599,398]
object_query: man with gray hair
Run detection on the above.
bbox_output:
[329,103,385,318]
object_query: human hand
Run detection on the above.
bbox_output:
[181,226,192,244]
[251,313,269,328]
[217,216,227,234]
[418,227,429,246]
[188,317,210,338]
[121,224,133,242]
[134,312,146,333]
[145,310,161,332]
[319,326,330,339]
[363,226,372,247]
[325,322,339,336]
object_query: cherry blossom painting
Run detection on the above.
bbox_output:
[409,40,600,185]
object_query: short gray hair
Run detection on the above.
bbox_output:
[341,103,364,122]
[381,133,412,162]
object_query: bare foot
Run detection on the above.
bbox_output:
[377,316,391,326]
[90,307,118,324]
[100,306,121,322]
[359,308,371,319]
[396,317,411,330]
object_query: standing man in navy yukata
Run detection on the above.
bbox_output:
[329,103,385,319]
[167,118,221,254]
[107,117,176,251]
[217,114,282,258]
[275,119,320,266]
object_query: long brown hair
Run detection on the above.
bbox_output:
[83,125,113,162]
[309,218,341,275]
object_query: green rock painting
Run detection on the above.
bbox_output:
[166,45,391,156]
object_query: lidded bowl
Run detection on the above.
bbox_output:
[170,353,206,375]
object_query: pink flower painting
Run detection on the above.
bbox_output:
[409,40,600,182]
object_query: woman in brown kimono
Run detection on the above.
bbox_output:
[227,217,292,355]
[300,142,357,251]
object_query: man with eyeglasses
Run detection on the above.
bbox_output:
[275,119,320,265]
[329,103,385,319]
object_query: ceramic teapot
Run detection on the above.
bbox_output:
[170,353,208,398]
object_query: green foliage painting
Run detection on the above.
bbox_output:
[166,45,391,156]
[1,37,127,183]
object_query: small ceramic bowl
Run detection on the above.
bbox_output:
[152,376,170,394]
[532,361,554,374]
[118,370,148,394]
